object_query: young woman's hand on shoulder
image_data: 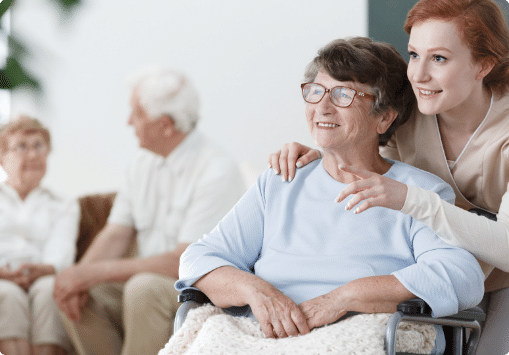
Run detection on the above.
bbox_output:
[267,142,321,182]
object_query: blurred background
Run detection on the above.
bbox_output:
[3,0,368,196]
[1,0,508,197]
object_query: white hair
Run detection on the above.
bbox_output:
[128,66,200,133]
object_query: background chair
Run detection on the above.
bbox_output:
[76,192,137,261]
[76,192,117,261]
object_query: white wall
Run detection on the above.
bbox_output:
[8,0,367,197]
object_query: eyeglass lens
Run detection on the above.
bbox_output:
[10,141,47,155]
[302,83,355,107]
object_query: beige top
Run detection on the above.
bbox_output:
[381,93,509,292]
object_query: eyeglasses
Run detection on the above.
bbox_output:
[8,141,48,155]
[301,82,376,108]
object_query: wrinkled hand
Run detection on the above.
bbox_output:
[299,291,348,330]
[335,165,408,214]
[267,142,320,182]
[54,265,94,321]
[0,267,25,287]
[15,263,55,291]
[247,281,310,339]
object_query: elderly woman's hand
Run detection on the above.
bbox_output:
[300,275,416,329]
[245,277,310,339]
[335,165,408,214]
[298,289,348,330]
[194,266,311,339]
[16,263,55,290]
[0,267,22,282]
[0,266,30,291]
[267,143,321,182]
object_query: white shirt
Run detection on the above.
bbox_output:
[108,130,246,258]
[0,183,80,272]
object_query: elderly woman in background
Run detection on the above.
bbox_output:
[173,37,484,354]
[0,116,79,355]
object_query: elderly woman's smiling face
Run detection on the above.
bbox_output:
[1,132,48,188]
[305,71,383,152]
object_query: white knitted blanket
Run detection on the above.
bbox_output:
[159,304,437,355]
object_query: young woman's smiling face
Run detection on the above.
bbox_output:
[407,19,487,118]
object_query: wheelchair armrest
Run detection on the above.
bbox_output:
[178,288,211,304]
[397,298,432,315]
[174,289,212,334]
[397,298,486,322]
[386,298,485,355]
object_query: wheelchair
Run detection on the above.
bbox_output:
[174,289,485,355]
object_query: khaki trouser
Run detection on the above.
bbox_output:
[60,273,180,355]
[0,275,71,350]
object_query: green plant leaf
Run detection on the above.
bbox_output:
[0,0,14,19]
[0,0,81,93]
[0,57,40,90]
[8,36,30,59]
[50,0,81,12]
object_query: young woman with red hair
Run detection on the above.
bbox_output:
[268,0,509,352]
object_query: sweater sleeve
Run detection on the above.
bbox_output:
[392,217,485,317]
[392,182,485,317]
[401,184,509,273]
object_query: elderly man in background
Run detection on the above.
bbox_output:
[53,67,245,355]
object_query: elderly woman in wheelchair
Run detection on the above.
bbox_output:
[169,37,484,355]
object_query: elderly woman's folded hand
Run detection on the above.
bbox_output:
[16,263,56,290]
[245,277,310,338]
[298,289,348,330]
[0,266,22,283]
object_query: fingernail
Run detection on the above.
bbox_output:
[268,164,272,169]
[296,161,303,168]
[338,164,345,169]
[289,176,293,182]
[282,176,286,182]
[354,208,360,214]
[345,203,350,210]
[273,168,278,175]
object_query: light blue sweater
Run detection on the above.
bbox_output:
[177,159,484,318]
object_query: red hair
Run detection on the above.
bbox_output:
[404,0,509,97]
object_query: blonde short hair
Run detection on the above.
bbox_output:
[0,115,51,154]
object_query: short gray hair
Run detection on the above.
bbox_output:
[128,67,200,133]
